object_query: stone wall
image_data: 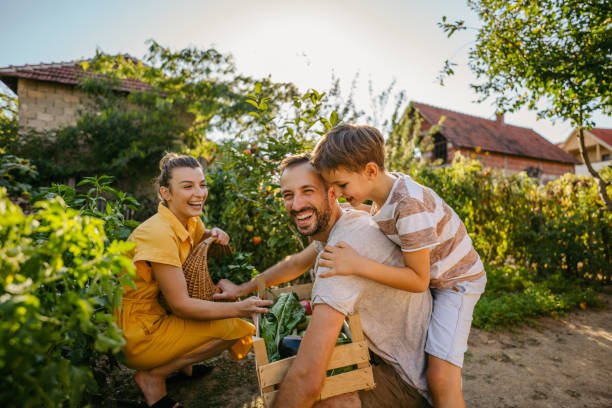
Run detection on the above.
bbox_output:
[17,78,92,131]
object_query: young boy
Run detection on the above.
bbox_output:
[311,123,486,408]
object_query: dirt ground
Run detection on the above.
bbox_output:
[99,293,612,408]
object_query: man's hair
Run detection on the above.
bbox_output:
[278,153,312,175]
[311,124,386,173]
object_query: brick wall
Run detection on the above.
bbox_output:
[448,148,574,182]
[17,78,92,131]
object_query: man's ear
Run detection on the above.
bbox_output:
[364,162,379,179]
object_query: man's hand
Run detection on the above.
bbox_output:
[213,279,244,300]
[209,227,230,245]
[318,241,365,278]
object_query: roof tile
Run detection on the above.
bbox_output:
[0,60,150,93]
[589,128,612,147]
[412,102,579,164]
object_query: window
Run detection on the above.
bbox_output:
[602,153,610,161]
[433,133,447,163]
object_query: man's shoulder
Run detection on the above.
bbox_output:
[333,208,379,236]
[330,208,398,255]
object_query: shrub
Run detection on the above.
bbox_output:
[412,155,611,284]
[39,175,141,241]
[204,87,338,274]
[0,189,135,407]
[473,265,601,330]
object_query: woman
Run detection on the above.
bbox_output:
[117,153,271,408]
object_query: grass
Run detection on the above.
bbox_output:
[473,264,603,330]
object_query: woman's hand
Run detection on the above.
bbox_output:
[209,227,230,245]
[317,241,365,278]
[213,279,243,300]
[236,296,273,317]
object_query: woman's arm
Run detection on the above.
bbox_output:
[152,262,272,319]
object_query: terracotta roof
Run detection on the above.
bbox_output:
[412,102,579,164]
[589,128,612,148]
[0,58,150,93]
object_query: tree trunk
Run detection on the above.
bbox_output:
[577,127,612,212]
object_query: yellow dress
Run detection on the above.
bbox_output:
[117,203,255,371]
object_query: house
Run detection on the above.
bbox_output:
[412,102,579,182]
[559,128,612,176]
[0,57,149,132]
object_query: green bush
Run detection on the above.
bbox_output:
[0,151,38,199]
[413,155,611,284]
[0,189,135,407]
[473,265,601,330]
[39,175,141,241]
[204,87,338,274]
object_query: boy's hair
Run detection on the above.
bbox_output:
[312,124,386,173]
[278,153,312,175]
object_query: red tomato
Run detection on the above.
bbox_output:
[252,236,262,245]
[300,300,312,315]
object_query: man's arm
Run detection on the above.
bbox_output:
[273,304,346,408]
[213,242,318,300]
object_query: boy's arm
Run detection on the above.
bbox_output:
[213,242,318,299]
[318,242,430,292]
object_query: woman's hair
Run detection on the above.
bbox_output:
[157,152,202,203]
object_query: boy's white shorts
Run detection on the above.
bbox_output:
[425,274,487,368]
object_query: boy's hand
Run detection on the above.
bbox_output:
[209,227,230,245]
[317,241,364,278]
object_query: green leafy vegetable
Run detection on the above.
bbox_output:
[260,292,306,361]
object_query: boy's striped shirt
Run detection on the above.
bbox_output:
[371,173,485,289]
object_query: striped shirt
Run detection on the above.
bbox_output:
[371,173,485,289]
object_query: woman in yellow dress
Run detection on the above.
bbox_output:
[116,153,272,408]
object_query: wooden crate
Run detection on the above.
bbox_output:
[252,276,375,407]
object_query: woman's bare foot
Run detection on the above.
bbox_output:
[134,370,179,407]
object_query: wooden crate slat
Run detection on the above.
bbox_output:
[253,337,274,394]
[258,355,296,388]
[258,341,370,388]
[269,283,313,300]
[262,367,375,407]
[320,366,376,399]
[327,341,369,371]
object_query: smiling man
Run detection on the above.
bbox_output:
[215,154,432,407]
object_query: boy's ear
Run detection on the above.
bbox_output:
[364,162,379,179]
[327,185,337,201]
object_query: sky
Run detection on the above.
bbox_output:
[1,0,610,144]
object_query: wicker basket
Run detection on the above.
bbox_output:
[158,236,231,312]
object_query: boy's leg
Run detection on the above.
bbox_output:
[426,354,464,408]
[425,275,486,408]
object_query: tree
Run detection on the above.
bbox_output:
[3,41,299,198]
[439,0,612,210]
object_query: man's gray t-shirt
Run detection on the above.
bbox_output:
[312,208,432,398]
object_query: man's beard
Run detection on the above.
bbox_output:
[291,198,332,236]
